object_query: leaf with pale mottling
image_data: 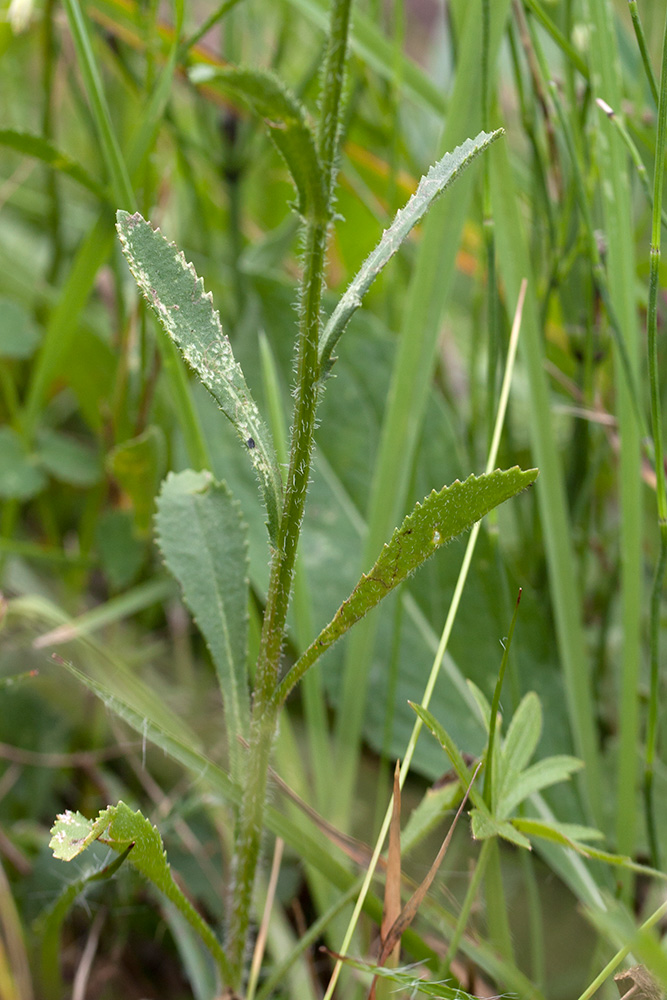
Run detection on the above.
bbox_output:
[319,130,503,376]
[277,467,537,702]
[50,802,231,977]
[116,210,282,543]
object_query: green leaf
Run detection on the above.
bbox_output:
[36,846,131,1000]
[0,426,47,500]
[155,470,250,778]
[0,129,107,200]
[35,428,101,487]
[0,299,41,359]
[322,951,476,999]
[50,802,232,980]
[188,65,326,222]
[501,691,542,777]
[499,755,584,819]
[107,426,165,536]
[116,210,282,543]
[275,467,537,702]
[511,817,603,846]
[49,809,98,861]
[401,782,463,856]
[319,130,503,375]
[408,703,485,810]
[95,510,146,590]
[512,818,666,878]
[470,809,532,850]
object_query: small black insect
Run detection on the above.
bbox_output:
[246,437,256,449]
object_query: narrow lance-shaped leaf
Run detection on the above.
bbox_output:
[500,690,542,777]
[318,129,503,377]
[189,65,327,223]
[0,129,107,200]
[498,755,584,820]
[116,210,283,543]
[50,803,232,980]
[155,470,250,779]
[275,466,538,704]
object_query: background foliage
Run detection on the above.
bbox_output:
[1,0,667,998]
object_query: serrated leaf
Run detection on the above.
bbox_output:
[318,130,503,375]
[116,210,282,543]
[189,65,326,222]
[470,809,531,850]
[276,467,537,701]
[155,470,250,779]
[0,129,107,200]
[0,426,47,500]
[498,755,583,819]
[50,802,231,979]
[49,810,98,861]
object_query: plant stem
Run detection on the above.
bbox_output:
[628,0,659,106]
[643,2,667,871]
[440,838,492,977]
[225,0,352,985]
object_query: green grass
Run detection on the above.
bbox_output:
[2,1,667,998]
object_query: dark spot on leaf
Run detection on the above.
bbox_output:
[247,437,255,449]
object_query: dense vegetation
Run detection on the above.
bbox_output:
[1,1,667,998]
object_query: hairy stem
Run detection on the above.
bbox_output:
[225,0,353,985]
